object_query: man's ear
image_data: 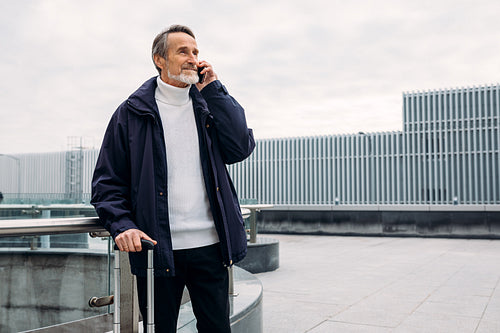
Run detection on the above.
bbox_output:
[153,54,166,72]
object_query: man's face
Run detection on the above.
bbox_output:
[156,32,199,87]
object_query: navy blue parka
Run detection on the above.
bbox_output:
[91,77,255,277]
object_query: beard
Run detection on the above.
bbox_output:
[167,66,199,85]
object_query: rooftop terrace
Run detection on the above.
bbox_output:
[257,234,500,332]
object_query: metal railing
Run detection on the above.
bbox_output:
[0,211,261,332]
[0,216,104,237]
[241,205,273,243]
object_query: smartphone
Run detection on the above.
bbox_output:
[197,66,206,84]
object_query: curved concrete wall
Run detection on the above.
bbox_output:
[1,250,263,333]
[0,250,110,333]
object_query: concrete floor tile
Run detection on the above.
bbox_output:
[353,296,422,314]
[475,320,500,333]
[307,321,393,333]
[481,304,500,322]
[427,293,490,307]
[487,288,500,307]
[415,300,486,318]
[394,312,480,333]
[261,326,299,333]
[262,297,345,333]
[370,287,434,303]
[330,307,408,328]
[440,286,495,298]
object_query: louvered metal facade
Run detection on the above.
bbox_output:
[1,84,499,205]
[229,84,500,205]
[0,150,99,203]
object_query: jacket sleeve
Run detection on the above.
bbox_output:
[91,106,138,238]
[201,80,255,164]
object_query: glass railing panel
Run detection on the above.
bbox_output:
[0,206,113,333]
[0,232,112,333]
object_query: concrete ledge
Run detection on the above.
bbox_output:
[264,204,500,212]
[236,238,280,274]
[257,209,500,239]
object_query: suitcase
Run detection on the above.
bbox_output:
[114,239,155,333]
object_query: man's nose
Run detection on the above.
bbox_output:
[187,53,197,63]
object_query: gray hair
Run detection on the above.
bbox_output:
[151,25,196,74]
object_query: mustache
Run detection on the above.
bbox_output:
[181,65,197,71]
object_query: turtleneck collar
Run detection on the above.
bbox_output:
[155,76,191,106]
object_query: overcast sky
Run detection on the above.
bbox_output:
[1,0,499,154]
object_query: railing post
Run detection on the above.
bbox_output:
[228,266,238,297]
[249,209,257,244]
[40,209,50,248]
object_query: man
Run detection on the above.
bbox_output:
[91,24,255,332]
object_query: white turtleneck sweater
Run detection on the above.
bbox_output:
[155,77,219,250]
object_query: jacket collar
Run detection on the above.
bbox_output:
[189,84,211,119]
[127,76,210,120]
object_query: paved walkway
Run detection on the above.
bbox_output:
[256,234,500,332]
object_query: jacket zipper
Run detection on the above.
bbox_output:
[202,114,232,267]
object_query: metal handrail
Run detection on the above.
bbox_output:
[241,204,274,243]
[0,205,272,239]
[0,217,105,237]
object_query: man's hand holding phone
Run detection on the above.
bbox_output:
[196,60,217,91]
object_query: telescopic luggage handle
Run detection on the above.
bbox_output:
[114,239,155,333]
[143,239,155,333]
[141,239,155,250]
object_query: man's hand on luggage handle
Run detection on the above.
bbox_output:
[115,229,157,252]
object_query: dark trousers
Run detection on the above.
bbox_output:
[137,243,231,333]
